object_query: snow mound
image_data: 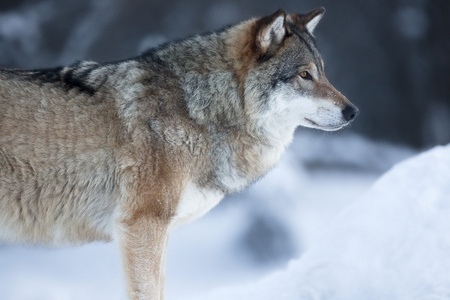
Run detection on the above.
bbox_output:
[191,144,450,300]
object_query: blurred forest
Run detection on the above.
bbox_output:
[0,0,448,148]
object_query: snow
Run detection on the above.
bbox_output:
[189,144,450,300]
[0,243,125,300]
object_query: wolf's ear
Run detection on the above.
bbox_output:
[289,7,325,35]
[304,7,325,34]
[256,9,287,57]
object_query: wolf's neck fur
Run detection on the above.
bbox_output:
[151,32,244,126]
[143,28,294,192]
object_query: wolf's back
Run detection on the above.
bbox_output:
[0,68,123,245]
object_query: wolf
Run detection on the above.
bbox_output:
[0,7,358,300]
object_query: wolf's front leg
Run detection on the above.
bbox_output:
[118,216,170,300]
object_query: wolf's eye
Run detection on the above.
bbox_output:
[299,71,313,80]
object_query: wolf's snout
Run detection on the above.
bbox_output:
[342,104,359,122]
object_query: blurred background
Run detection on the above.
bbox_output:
[0,1,448,299]
[0,0,448,147]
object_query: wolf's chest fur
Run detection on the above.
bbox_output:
[172,182,223,227]
[171,128,292,227]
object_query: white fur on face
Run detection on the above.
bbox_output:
[296,97,348,131]
[258,90,348,139]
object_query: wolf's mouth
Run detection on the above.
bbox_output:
[305,118,319,127]
[305,118,347,131]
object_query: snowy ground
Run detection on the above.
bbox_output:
[2,131,441,300]
[189,143,450,300]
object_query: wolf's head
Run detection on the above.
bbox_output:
[227,8,358,136]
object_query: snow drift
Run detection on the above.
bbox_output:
[191,144,450,300]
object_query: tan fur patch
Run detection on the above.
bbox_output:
[225,19,260,98]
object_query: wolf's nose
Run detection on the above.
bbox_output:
[342,104,359,122]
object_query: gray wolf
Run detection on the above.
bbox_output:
[0,7,358,299]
